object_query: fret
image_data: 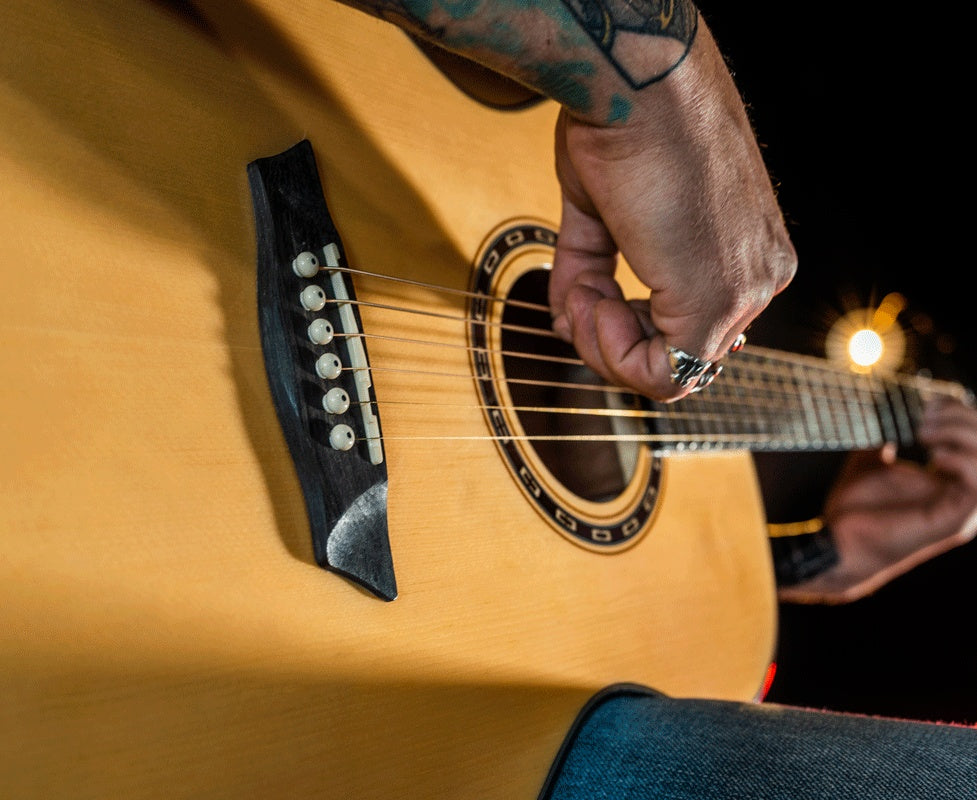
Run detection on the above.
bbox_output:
[756,352,782,443]
[746,352,771,443]
[750,355,773,445]
[664,397,691,453]
[721,361,751,448]
[868,373,899,444]
[820,366,852,447]
[813,365,842,447]
[792,360,826,447]
[742,350,792,450]
[766,354,802,447]
[830,371,858,450]
[860,387,884,446]
[845,372,881,448]
[673,395,695,451]
[703,370,740,451]
[689,386,717,451]
[683,394,703,450]
[707,362,736,449]
[650,398,675,453]
[782,359,810,447]
[639,345,964,457]
[732,354,758,445]
[883,379,916,448]
[900,381,925,440]
[861,377,884,444]
[891,381,919,449]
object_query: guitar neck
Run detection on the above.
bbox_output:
[648,345,967,455]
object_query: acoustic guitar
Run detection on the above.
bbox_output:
[0,1,964,797]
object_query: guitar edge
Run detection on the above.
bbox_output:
[0,1,776,798]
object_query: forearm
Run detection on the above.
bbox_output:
[338,0,796,401]
[337,0,705,125]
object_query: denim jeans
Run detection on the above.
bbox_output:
[540,684,976,799]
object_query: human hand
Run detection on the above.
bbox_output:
[778,397,977,604]
[548,21,796,401]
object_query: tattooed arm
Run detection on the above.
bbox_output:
[339,0,797,400]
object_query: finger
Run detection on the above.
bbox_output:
[828,447,890,493]
[928,446,977,491]
[549,192,618,342]
[561,281,706,401]
[826,461,934,515]
[558,276,701,401]
[918,403,977,454]
[592,305,756,401]
[592,299,691,401]
[558,274,622,384]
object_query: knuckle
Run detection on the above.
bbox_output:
[772,239,799,290]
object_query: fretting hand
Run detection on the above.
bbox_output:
[779,397,977,604]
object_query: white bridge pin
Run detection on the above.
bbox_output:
[315,353,342,380]
[328,424,355,452]
[292,251,320,278]
[300,285,327,311]
[308,318,334,345]
[323,387,351,414]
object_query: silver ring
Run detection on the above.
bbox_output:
[667,346,713,389]
[692,362,722,392]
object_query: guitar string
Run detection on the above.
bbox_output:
[322,265,550,314]
[323,300,915,408]
[315,292,942,399]
[334,328,912,393]
[320,297,563,340]
[349,398,836,434]
[333,331,584,367]
[301,268,956,444]
[313,265,945,389]
[322,331,939,441]
[323,341,943,447]
[347,391,914,448]
[347,362,895,413]
[317,264,956,398]
[330,333,937,418]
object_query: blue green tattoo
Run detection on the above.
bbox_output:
[606,93,632,123]
[359,0,697,116]
[561,0,698,88]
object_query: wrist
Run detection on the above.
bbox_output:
[768,520,840,587]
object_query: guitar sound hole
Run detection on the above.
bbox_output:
[500,269,640,503]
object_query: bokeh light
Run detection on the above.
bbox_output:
[825,293,907,373]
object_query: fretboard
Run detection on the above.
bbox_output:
[646,345,968,455]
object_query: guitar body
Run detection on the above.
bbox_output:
[0,2,776,797]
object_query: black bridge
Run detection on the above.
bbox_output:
[248,140,396,601]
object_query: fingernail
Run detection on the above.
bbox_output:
[552,311,572,342]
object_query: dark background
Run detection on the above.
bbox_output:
[696,5,976,724]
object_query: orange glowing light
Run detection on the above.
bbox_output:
[825,293,907,373]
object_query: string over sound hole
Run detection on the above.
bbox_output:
[468,220,662,551]
[501,269,640,502]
